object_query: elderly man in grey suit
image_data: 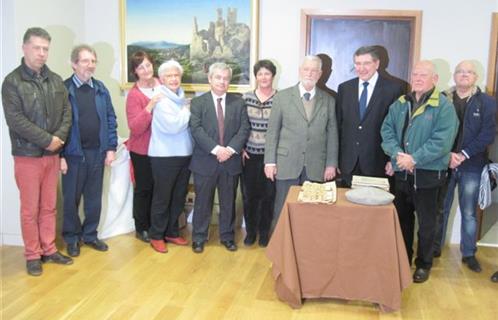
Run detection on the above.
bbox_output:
[189,62,250,253]
[264,55,339,230]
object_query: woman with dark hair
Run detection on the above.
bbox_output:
[241,59,277,247]
[125,51,162,243]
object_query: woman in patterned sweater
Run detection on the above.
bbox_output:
[241,60,277,247]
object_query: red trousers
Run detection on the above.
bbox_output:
[14,155,59,260]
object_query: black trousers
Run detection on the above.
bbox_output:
[149,156,191,240]
[129,152,154,233]
[394,176,441,269]
[241,153,275,240]
[192,166,238,243]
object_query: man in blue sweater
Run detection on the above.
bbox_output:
[60,44,118,257]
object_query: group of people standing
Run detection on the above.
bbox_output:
[3,27,498,284]
[126,51,277,253]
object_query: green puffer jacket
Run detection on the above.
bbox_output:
[381,89,459,172]
[2,59,72,157]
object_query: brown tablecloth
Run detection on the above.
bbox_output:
[266,186,412,312]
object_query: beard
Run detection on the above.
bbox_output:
[300,78,317,89]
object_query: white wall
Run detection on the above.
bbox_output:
[1,0,85,245]
[1,0,497,245]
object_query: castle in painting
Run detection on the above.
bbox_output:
[190,7,251,82]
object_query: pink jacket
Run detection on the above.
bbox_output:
[125,82,154,155]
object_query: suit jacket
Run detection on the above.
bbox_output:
[189,91,250,176]
[337,74,404,177]
[264,84,338,182]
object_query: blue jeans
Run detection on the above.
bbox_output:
[62,149,105,244]
[437,170,481,257]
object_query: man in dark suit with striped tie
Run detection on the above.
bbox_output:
[189,62,250,253]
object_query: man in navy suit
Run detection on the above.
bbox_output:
[337,46,405,186]
[189,62,250,253]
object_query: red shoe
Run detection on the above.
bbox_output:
[150,239,168,253]
[164,236,188,246]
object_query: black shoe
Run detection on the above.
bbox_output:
[135,230,151,243]
[491,271,498,282]
[243,234,256,246]
[192,241,204,254]
[433,250,441,258]
[258,235,269,247]
[220,240,237,252]
[26,259,42,276]
[41,251,73,265]
[413,268,430,283]
[67,242,80,257]
[462,256,482,273]
[84,239,109,252]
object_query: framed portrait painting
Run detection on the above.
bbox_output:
[300,10,421,92]
[120,0,259,92]
[486,13,498,96]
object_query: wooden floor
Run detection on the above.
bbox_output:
[1,227,497,320]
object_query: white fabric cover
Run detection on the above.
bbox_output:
[98,139,135,239]
[345,187,395,206]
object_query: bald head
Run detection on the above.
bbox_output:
[411,60,438,98]
[454,60,478,91]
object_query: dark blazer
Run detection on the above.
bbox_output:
[337,74,405,177]
[189,91,250,176]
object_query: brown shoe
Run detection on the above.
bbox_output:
[150,239,168,253]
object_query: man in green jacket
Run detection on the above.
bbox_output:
[381,60,458,283]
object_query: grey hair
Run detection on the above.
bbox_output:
[23,27,51,44]
[158,59,184,76]
[302,55,322,70]
[208,62,232,79]
[354,46,380,61]
[70,44,97,63]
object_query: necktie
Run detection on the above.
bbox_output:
[303,92,311,101]
[359,82,369,120]
[216,97,224,145]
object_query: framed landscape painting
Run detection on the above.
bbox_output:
[120,0,259,92]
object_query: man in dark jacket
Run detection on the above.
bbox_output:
[1,27,73,276]
[336,46,405,186]
[189,62,250,253]
[433,60,496,272]
[60,44,118,257]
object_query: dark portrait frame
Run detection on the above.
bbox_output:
[300,9,422,92]
[120,0,259,92]
[486,13,498,96]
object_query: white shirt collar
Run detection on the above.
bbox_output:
[211,92,227,101]
[359,71,379,89]
[298,83,316,100]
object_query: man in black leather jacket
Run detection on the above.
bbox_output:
[2,27,73,276]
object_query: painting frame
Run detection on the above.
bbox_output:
[486,12,498,96]
[120,0,259,93]
[300,9,422,91]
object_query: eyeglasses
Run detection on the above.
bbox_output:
[78,58,97,66]
[455,70,476,75]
